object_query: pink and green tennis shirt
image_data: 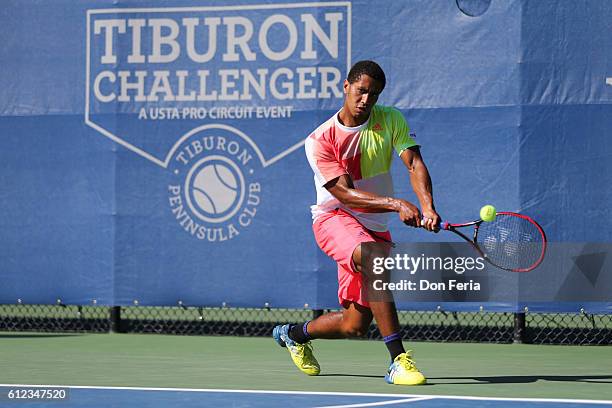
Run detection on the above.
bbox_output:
[305,105,418,232]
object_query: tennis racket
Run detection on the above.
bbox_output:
[434,212,547,272]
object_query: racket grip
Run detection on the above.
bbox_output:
[421,218,448,230]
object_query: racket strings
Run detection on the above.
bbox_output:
[477,214,544,271]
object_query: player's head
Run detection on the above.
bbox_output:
[347,60,386,90]
[343,60,386,123]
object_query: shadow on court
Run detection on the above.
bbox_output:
[428,375,612,385]
[317,373,612,386]
[319,374,384,379]
[319,373,437,386]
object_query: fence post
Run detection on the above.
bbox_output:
[513,312,526,343]
[110,306,123,333]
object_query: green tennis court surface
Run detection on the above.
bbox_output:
[1,332,610,403]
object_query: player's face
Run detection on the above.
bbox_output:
[342,74,383,125]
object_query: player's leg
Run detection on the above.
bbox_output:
[351,244,401,335]
[272,296,372,376]
[287,210,375,338]
[305,301,373,339]
[352,243,427,385]
[272,210,374,375]
[351,243,404,356]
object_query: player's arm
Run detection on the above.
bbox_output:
[400,146,440,231]
[325,175,422,227]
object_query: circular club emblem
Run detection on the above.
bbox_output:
[167,127,262,242]
[185,156,246,223]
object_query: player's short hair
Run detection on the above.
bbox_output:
[347,60,386,90]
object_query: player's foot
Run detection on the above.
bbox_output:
[273,324,320,376]
[385,351,427,385]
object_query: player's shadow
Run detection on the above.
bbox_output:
[320,373,435,385]
[319,374,384,379]
[428,375,612,384]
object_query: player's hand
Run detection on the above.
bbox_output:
[420,208,441,232]
[395,199,421,228]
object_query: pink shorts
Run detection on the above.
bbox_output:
[313,209,392,308]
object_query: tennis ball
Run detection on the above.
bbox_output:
[480,205,497,222]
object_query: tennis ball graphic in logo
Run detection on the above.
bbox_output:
[185,156,245,223]
[193,164,238,214]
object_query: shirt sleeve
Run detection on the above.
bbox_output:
[390,108,419,155]
[305,135,348,187]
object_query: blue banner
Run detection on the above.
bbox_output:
[0,0,611,311]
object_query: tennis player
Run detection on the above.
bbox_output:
[273,60,440,385]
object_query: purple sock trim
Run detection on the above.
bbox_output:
[302,321,311,340]
[383,333,401,343]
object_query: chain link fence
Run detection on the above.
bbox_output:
[0,304,110,333]
[0,304,610,345]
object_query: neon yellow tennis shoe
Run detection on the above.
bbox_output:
[273,324,320,376]
[385,351,427,385]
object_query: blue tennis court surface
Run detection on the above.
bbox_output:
[2,386,611,408]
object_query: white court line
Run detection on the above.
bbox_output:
[314,396,433,408]
[0,385,611,405]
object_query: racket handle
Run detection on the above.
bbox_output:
[421,218,448,230]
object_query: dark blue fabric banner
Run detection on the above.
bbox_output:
[0,0,610,311]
